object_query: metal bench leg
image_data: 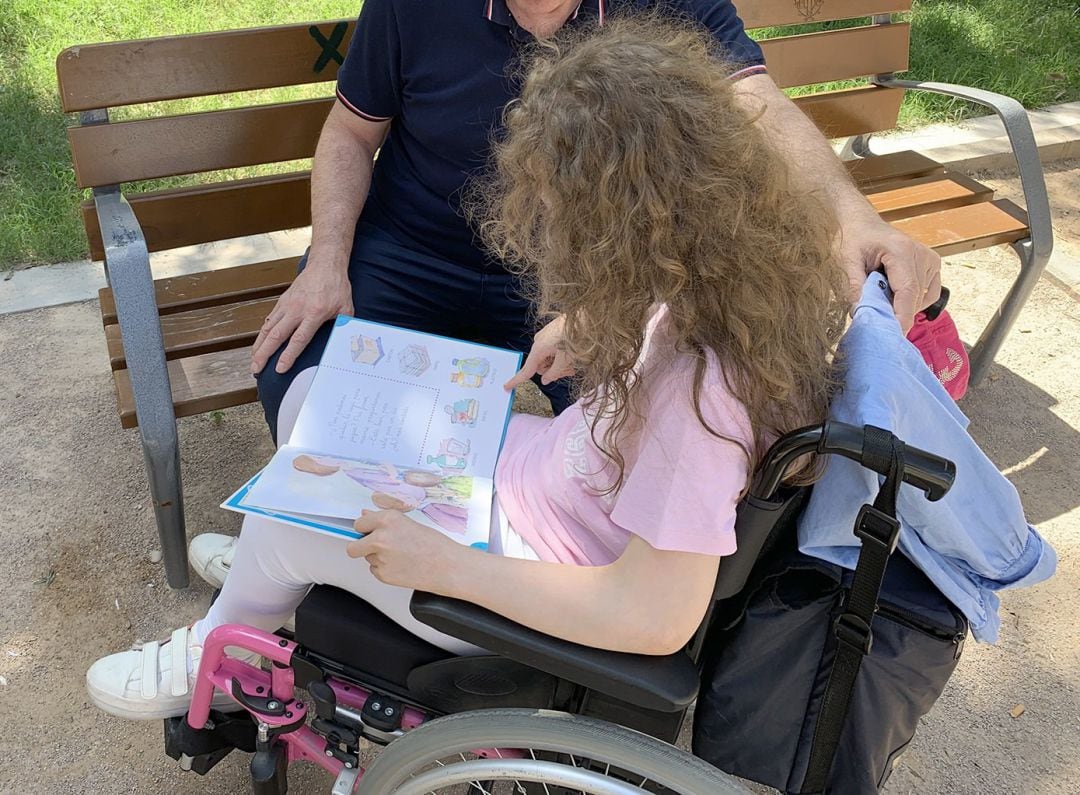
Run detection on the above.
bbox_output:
[967,237,1050,386]
[136,402,188,589]
[94,187,189,588]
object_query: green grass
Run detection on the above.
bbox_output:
[0,0,357,269]
[1,0,1078,268]
[753,0,1079,127]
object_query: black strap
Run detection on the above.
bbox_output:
[801,426,905,794]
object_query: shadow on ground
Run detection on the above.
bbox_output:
[962,362,1080,525]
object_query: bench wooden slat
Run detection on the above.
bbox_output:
[84,173,311,260]
[54,6,916,113]
[85,152,943,262]
[113,347,257,429]
[56,22,354,112]
[741,0,912,29]
[794,85,905,138]
[66,46,909,190]
[892,199,1030,257]
[761,23,909,90]
[98,257,298,325]
[68,98,332,188]
[864,172,994,222]
[846,150,944,186]
[69,87,906,191]
[104,296,278,370]
[81,151,945,268]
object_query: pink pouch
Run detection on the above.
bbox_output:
[906,308,969,400]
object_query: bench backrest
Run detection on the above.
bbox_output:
[57,1,911,263]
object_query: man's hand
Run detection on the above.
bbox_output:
[250,102,388,376]
[347,510,465,592]
[840,217,942,333]
[504,315,577,390]
[250,263,354,375]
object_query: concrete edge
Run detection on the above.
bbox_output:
[856,101,1080,174]
[0,228,311,317]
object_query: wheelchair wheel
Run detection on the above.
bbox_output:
[357,708,748,795]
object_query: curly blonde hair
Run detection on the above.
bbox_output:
[475,14,848,488]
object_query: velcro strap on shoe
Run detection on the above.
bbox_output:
[140,640,160,700]
[170,626,190,698]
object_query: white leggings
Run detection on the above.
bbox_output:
[194,367,539,655]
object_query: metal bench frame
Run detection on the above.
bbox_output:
[871,75,1054,384]
[90,179,189,586]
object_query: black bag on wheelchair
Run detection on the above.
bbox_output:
[692,424,968,795]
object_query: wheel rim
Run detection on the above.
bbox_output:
[357,709,748,795]
[394,756,646,795]
[384,747,688,794]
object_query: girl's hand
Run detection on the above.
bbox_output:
[504,315,577,390]
[346,510,464,592]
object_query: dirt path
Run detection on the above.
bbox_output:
[0,163,1077,794]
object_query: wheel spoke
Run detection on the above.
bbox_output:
[389,758,647,795]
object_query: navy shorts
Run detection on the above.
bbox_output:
[255,223,573,442]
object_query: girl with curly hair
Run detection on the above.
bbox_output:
[87,14,847,719]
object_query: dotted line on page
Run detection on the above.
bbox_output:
[417,390,440,466]
[319,365,441,394]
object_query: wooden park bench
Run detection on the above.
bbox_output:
[56,0,1052,587]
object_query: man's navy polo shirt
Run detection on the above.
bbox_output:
[336,0,765,272]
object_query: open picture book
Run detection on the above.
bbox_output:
[223,316,523,548]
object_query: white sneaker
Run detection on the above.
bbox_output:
[189,533,238,590]
[86,625,255,720]
[188,533,296,634]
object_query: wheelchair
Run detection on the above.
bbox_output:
[165,421,954,794]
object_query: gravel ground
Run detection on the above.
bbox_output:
[0,162,1077,794]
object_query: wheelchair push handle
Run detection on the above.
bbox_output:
[753,421,956,502]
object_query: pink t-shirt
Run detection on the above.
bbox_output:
[494,307,752,566]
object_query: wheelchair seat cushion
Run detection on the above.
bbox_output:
[294,586,452,688]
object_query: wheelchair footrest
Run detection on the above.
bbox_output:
[164,710,257,775]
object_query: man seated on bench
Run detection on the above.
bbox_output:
[189,0,942,586]
[87,17,849,717]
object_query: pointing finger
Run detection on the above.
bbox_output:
[504,349,546,391]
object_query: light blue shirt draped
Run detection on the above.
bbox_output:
[798,273,1056,642]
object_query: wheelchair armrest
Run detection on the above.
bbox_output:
[409,592,699,713]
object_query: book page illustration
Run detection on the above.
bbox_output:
[290,316,521,478]
[240,446,492,544]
